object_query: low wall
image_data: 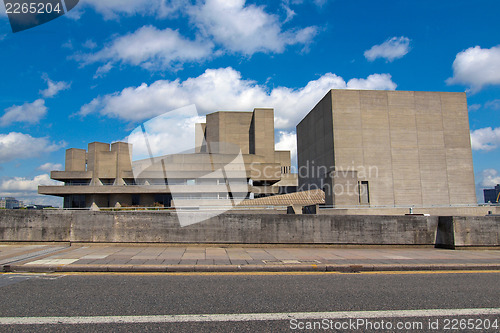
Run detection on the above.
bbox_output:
[436,216,500,248]
[0,210,438,245]
[319,206,500,217]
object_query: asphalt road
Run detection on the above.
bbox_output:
[0,271,499,332]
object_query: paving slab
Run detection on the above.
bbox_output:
[1,244,500,273]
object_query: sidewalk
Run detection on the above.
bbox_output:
[2,244,500,273]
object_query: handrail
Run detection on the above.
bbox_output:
[318,203,495,209]
[41,205,289,211]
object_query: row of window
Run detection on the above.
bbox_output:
[65,178,250,186]
[63,193,251,208]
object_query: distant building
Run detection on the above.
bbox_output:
[0,197,22,209]
[24,204,54,210]
[297,90,477,207]
[39,108,298,208]
[484,184,500,203]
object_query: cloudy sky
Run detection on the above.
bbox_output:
[0,0,499,206]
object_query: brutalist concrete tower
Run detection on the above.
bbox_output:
[297,90,476,207]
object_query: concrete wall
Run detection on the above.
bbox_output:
[2,211,498,246]
[252,108,275,160]
[0,210,72,242]
[206,111,253,154]
[0,210,438,245]
[436,216,500,248]
[319,205,500,216]
[65,148,86,172]
[297,90,477,208]
[297,92,334,204]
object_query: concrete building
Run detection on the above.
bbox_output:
[297,89,477,207]
[484,184,500,203]
[0,197,22,209]
[39,108,297,208]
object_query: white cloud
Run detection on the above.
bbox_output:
[62,40,74,49]
[0,174,59,193]
[0,174,63,207]
[1,99,47,126]
[485,99,500,110]
[345,74,397,90]
[0,132,65,163]
[470,127,500,151]
[126,105,205,160]
[79,67,397,130]
[275,130,297,168]
[77,26,213,72]
[447,45,500,93]
[189,0,318,55]
[40,74,71,98]
[281,2,296,23]
[79,0,184,19]
[38,163,63,172]
[478,169,500,188]
[74,1,320,70]
[468,104,481,112]
[287,0,330,7]
[364,36,411,62]
[93,62,113,79]
[82,39,97,49]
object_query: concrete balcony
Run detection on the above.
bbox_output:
[51,171,93,180]
[38,184,252,196]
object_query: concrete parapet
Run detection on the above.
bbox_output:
[0,210,441,245]
[0,210,71,242]
[319,205,500,216]
[436,216,500,248]
[1,211,499,247]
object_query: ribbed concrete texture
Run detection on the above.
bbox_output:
[297,90,477,207]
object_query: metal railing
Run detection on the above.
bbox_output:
[41,205,288,212]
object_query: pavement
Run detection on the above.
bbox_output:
[1,243,500,273]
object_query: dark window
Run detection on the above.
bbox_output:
[64,195,86,208]
[123,179,137,185]
[65,180,90,186]
[132,194,140,206]
[100,179,114,186]
[154,194,172,207]
[358,181,370,204]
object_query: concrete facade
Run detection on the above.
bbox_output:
[39,108,296,208]
[297,90,477,207]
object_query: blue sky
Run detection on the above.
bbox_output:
[0,0,499,206]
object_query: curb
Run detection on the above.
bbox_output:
[4,263,500,273]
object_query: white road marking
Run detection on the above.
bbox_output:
[0,308,499,325]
